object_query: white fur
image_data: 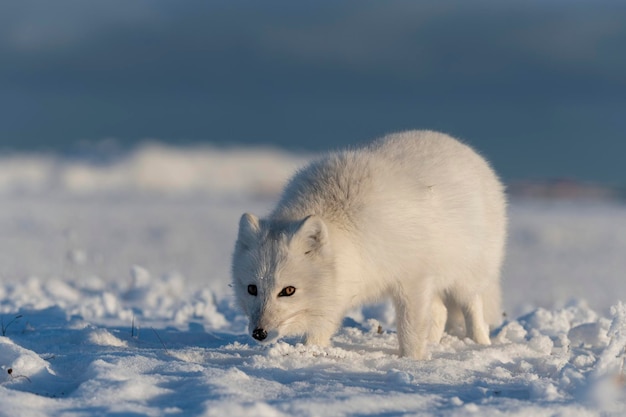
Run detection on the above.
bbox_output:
[231,130,507,359]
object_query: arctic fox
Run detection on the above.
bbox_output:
[231,130,507,359]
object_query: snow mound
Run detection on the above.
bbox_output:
[1,291,625,416]
[0,144,308,197]
[0,337,52,384]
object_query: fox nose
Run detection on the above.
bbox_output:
[252,328,268,341]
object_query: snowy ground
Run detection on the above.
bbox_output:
[1,144,625,416]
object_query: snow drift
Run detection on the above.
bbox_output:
[0,145,625,416]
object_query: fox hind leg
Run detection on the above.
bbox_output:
[428,295,447,343]
[462,295,491,345]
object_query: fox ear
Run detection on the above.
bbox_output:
[295,215,328,254]
[237,213,260,249]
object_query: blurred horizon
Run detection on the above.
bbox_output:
[1,0,625,185]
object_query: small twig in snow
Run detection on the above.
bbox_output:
[1,315,23,336]
[151,328,170,355]
[131,316,140,339]
[7,368,31,383]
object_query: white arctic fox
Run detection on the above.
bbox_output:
[231,130,507,359]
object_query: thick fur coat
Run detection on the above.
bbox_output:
[231,130,507,359]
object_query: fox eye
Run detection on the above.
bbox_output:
[247,284,257,296]
[278,286,296,297]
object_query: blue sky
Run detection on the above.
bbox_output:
[1,0,625,183]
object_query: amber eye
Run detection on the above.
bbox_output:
[247,284,258,296]
[278,286,296,297]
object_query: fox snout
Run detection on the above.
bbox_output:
[252,328,268,341]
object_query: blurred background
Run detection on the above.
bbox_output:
[1,0,626,320]
[1,0,625,187]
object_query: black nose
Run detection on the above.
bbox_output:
[252,328,267,341]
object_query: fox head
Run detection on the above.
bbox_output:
[231,213,336,344]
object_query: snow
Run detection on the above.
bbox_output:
[1,144,625,416]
